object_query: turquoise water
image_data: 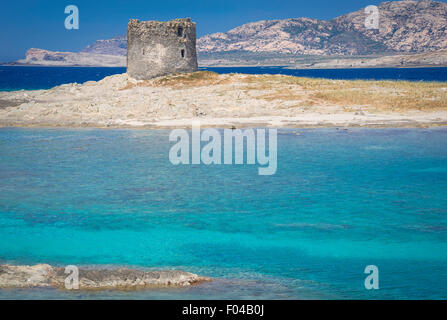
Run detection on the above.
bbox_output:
[0,127,446,299]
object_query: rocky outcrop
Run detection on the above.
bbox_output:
[198,0,447,55]
[13,48,126,67]
[0,264,210,290]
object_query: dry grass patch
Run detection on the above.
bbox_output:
[119,72,447,112]
[243,74,447,112]
[258,88,305,102]
[120,71,229,90]
[152,71,229,88]
[309,82,447,112]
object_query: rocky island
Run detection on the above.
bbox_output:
[0,71,446,128]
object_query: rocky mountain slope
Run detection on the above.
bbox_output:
[81,35,127,56]
[198,0,447,55]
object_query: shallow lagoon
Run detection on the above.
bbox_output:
[0,127,446,299]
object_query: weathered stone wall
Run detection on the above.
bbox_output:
[127,18,198,80]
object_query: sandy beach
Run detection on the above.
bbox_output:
[0,71,446,129]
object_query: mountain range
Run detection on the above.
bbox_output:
[81,35,127,56]
[199,0,447,55]
[7,0,447,67]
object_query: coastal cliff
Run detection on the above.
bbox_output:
[9,48,126,67]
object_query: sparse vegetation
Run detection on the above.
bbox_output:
[121,71,447,112]
[242,74,447,112]
[152,71,226,88]
[3,72,446,128]
[120,71,229,90]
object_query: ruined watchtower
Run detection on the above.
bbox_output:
[127,18,198,80]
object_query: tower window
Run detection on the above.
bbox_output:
[177,27,183,37]
[181,49,185,58]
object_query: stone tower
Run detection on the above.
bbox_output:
[127,18,198,80]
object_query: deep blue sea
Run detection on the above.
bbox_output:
[205,66,447,82]
[0,66,126,91]
[0,66,446,91]
[0,128,446,299]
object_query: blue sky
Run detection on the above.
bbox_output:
[0,0,445,61]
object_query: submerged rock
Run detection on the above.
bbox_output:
[0,264,211,290]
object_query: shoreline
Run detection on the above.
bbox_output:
[0,63,126,68]
[1,121,447,130]
[3,63,447,70]
[285,64,447,70]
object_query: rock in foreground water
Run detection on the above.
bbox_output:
[0,264,211,290]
